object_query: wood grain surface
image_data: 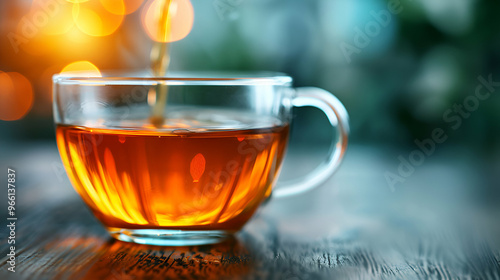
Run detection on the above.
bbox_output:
[0,143,499,279]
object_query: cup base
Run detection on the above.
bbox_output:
[107,228,232,246]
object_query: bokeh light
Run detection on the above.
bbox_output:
[0,72,34,121]
[29,0,75,36]
[0,71,15,99]
[15,33,52,56]
[99,0,125,15]
[72,0,124,37]
[65,0,90,3]
[101,0,145,15]
[190,153,206,183]
[141,0,194,43]
[60,61,102,77]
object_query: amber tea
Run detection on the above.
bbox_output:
[56,121,289,232]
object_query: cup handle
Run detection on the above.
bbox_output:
[273,87,350,198]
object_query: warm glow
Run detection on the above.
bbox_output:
[73,0,124,37]
[142,0,194,43]
[60,61,102,77]
[29,0,75,36]
[0,72,14,101]
[190,153,206,183]
[99,0,125,15]
[15,33,52,56]
[101,0,145,15]
[65,0,90,3]
[0,72,34,121]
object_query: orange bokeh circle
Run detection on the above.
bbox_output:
[0,72,34,121]
[60,61,102,77]
[73,0,124,37]
[101,0,145,15]
[29,0,75,36]
[141,0,194,43]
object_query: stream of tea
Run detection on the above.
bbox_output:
[149,0,174,127]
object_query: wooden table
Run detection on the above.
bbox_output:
[1,142,499,279]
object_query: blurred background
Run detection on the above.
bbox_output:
[1,0,500,149]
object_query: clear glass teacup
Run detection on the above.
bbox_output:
[53,72,349,246]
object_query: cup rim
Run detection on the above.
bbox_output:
[53,71,293,86]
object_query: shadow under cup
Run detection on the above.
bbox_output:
[53,72,349,246]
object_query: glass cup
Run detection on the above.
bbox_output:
[53,72,349,246]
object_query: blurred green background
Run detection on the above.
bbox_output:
[1,0,499,151]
